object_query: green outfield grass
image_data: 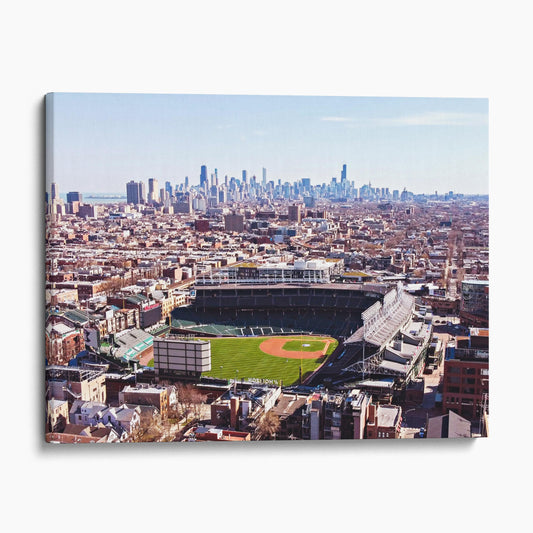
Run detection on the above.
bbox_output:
[197,335,337,386]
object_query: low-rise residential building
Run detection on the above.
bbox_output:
[270,393,308,440]
[341,389,372,439]
[365,403,402,439]
[46,365,107,404]
[99,404,141,437]
[47,399,69,433]
[119,384,169,419]
[46,424,120,443]
[427,410,472,438]
[210,384,281,431]
[69,400,107,426]
[185,426,251,442]
[45,321,84,365]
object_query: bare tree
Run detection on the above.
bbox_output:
[177,383,207,422]
[255,410,280,440]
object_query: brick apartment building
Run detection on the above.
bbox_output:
[442,329,489,419]
[46,365,107,405]
[270,393,308,440]
[108,293,162,329]
[365,403,402,439]
[119,384,169,419]
[45,321,84,365]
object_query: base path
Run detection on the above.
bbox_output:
[259,337,334,359]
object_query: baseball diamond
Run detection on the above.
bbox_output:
[196,335,338,386]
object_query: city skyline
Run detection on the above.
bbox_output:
[46,93,488,195]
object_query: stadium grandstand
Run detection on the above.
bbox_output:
[171,281,427,391]
[171,283,386,338]
[320,283,433,388]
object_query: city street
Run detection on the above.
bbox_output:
[401,332,449,438]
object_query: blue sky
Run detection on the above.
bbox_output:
[47,93,488,194]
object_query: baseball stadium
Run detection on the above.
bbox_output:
[164,282,431,389]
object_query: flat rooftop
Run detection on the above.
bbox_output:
[378,404,401,427]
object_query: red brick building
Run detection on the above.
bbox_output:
[365,403,402,439]
[442,343,489,420]
[119,385,169,419]
[45,321,84,365]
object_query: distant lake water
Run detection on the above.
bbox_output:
[60,193,126,205]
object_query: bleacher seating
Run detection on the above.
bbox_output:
[170,304,360,338]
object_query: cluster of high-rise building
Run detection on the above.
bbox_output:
[121,164,461,212]
[47,164,469,221]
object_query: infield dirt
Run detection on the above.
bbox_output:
[259,337,335,359]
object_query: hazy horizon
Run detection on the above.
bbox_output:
[46,93,488,195]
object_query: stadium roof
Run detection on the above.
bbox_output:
[379,360,409,375]
[196,282,389,293]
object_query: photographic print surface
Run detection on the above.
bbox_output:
[45,93,488,443]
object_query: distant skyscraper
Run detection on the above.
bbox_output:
[126,180,137,204]
[242,170,247,183]
[262,168,267,187]
[304,196,315,208]
[341,164,347,182]
[126,180,145,205]
[148,178,159,203]
[66,191,82,203]
[224,213,245,233]
[165,181,173,196]
[200,165,208,188]
[51,182,59,202]
[288,204,301,223]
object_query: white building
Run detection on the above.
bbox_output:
[197,258,343,285]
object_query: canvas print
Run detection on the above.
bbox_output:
[45,93,488,443]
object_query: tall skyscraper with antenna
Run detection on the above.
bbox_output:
[51,182,59,202]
